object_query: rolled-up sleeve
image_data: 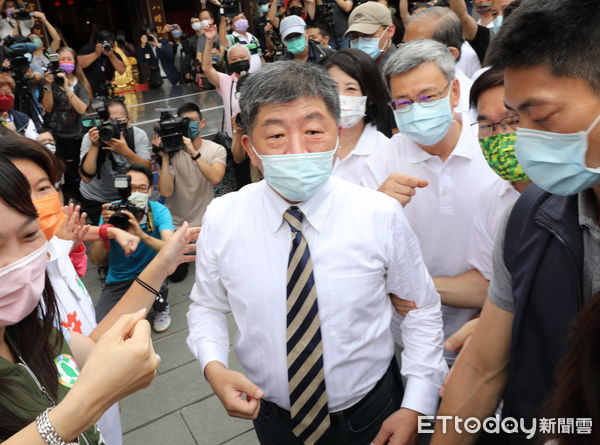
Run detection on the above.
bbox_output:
[186,208,231,375]
[385,203,448,416]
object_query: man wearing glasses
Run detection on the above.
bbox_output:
[79,99,152,225]
[91,164,175,332]
[363,39,505,366]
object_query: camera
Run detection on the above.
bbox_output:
[101,40,112,52]
[107,175,146,230]
[316,0,335,29]
[82,96,126,141]
[145,34,155,42]
[153,109,190,154]
[45,52,64,87]
[2,36,34,73]
[8,3,31,21]
[221,0,240,17]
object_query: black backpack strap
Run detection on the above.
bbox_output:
[503,184,552,275]
[125,127,136,153]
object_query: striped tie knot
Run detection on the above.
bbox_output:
[284,206,304,233]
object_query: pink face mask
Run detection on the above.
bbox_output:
[0,242,48,327]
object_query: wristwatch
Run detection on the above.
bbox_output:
[42,86,51,93]
[191,152,201,161]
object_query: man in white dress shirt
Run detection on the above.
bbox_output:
[363,39,504,365]
[186,61,447,445]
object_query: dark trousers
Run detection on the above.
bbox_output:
[96,278,169,322]
[78,194,104,226]
[55,136,82,204]
[253,361,403,445]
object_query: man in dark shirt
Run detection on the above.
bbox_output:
[280,15,334,64]
[78,30,126,97]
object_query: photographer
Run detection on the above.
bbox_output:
[0,72,38,138]
[28,11,61,72]
[268,0,317,28]
[79,98,152,225]
[312,0,354,49]
[138,27,180,88]
[42,46,92,203]
[0,0,34,39]
[92,165,174,333]
[77,30,126,97]
[156,102,226,228]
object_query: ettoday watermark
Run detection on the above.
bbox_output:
[418,416,593,439]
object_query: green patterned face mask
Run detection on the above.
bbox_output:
[479,132,530,182]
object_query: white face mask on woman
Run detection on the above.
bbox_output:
[339,95,367,129]
[0,242,48,327]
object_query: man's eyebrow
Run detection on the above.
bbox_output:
[261,118,285,127]
[505,98,553,112]
[304,113,324,121]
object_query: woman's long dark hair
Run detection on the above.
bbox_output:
[544,292,600,445]
[0,157,62,440]
[323,48,391,132]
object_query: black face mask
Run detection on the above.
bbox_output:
[230,59,250,74]
[289,6,304,16]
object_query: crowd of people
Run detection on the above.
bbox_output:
[0,0,599,444]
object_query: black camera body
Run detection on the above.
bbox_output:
[153,109,190,154]
[221,0,240,17]
[316,0,335,29]
[9,3,31,21]
[101,40,112,52]
[45,52,65,87]
[2,36,31,73]
[107,175,145,230]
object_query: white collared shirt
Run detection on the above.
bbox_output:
[362,113,504,363]
[468,179,520,280]
[332,123,390,185]
[457,41,481,79]
[187,177,447,416]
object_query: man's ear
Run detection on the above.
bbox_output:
[241,134,262,170]
[450,78,460,110]
[199,119,207,129]
[447,46,460,61]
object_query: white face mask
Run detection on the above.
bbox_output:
[339,95,367,129]
[128,192,150,210]
[191,21,203,32]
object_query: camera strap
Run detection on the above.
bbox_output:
[145,204,155,234]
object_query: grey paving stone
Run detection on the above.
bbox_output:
[154,329,196,374]
[221,429,261,445]
[121,361,211,433]
[181,395,255,445]
[123,412,196,445]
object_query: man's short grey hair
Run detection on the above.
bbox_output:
[228,44,251,61]
[239,60,340,133]
[383,39,456,87]
[410,6,463,59]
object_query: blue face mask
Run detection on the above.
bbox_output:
[492,15,503,34]
[251,141,338,202]
[260,4,269,13]
[350,36,382,59]
[188,121,201,140]
[285,35,307,55]
[392,94,453,146]
[515,115,600,196]
[172,30,182,39]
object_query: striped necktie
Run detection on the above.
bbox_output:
[283,206,330,445]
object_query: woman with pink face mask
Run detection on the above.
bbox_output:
[0,73,38,139]
[0,156,198,445]
[42,47,93,204]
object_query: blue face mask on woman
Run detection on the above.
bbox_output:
[251,139,338,202]
[392,94,454,146]
[515,114,600,196]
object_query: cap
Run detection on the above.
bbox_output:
[280,15,306,40]
[344,2,392,37]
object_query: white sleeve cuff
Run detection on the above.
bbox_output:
[400,376,440,416]
[198,342,229,378]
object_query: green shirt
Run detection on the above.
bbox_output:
[0,328,103,444]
